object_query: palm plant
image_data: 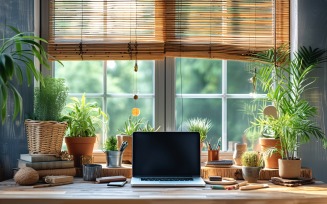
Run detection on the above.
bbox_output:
[0,26,50,123]
[252,46,327,160]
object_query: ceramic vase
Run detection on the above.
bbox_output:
[278,158,301,179]
[242,166,261,183]
[233,143,247,166]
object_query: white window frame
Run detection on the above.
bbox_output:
[166,58,266,151]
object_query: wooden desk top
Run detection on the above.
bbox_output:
[1,178,327,204]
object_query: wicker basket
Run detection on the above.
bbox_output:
[25,120,67,155]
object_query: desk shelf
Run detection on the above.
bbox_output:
[75,164,312,180]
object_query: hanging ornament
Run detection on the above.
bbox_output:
[132,107,140,116]
[134,62,138,72]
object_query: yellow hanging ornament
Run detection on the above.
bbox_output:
[132,108,140,116]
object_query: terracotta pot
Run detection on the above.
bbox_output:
[233,143,247,166]
[259,138,281,169]
[116,135,133,164]
[65,137,96,167]
[242,166,261,183]
[278,158,301,179]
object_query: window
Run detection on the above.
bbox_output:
[175,58,266,151]
[54,60,155,150]
[54,58,266,151]
[47,0,287,152]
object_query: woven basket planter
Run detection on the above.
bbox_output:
[25,120,67,155]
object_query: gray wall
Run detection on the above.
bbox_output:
[0,0,34,181]
[297,0,327,182]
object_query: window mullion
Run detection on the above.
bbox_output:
[103,61,108,140]
[155,59,166,131]
[165,57,176,131]
[222,60,227,151]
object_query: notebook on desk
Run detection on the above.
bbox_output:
[131,132,205,187]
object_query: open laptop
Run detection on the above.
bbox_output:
[131,132,205,187]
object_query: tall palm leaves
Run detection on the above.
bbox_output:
[253,45,327,159]
[0,26,50,123]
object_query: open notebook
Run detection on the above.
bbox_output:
[131,132,205,187]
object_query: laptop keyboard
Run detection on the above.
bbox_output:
[141,178,194,181]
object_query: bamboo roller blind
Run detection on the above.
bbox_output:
[48,0,289,61]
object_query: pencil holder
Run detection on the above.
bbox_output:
[208,150,219,161]
[83,164,102,181]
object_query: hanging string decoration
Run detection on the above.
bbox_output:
[132,0,140,116]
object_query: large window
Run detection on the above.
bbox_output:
[175,58,266,151]
[54,58,265,151]
[54,60,155,150]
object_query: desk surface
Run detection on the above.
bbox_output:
[1,178,327,204]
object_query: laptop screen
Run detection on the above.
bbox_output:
[132,132,201,177]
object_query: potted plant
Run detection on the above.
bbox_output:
[103,136,122,168]
[186,117,212,151]
[63,94,108,167]
[241,151,262,183]
[116,116,159,164]
[25,77,68,155]
[252,46,327,178]
[0,26,51,124]
[246,104,281,169]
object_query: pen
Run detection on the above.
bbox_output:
[240,184,269,190]
[225,181,248,190]
[208,143,212,150]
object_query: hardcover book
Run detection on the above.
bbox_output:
[17,159,74,170]
[20,154,61,162]
[37,168,77,178]
[205,160,233,168]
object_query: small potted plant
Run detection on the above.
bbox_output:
[63,94,108,167]
[241,151,262,183]
[116,116,159,164]
[104,136,122,168]
[25,77,68,155]
[186,117,212,151]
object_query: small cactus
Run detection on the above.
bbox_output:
[241,151,261,167]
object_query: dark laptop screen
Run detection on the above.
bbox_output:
[132,132,201,177]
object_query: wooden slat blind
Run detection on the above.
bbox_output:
[48,0,289,61]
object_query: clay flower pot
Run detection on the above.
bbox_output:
[259,138,281,169]
[65,137,96,167]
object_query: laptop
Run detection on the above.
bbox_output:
[131,132,205,187]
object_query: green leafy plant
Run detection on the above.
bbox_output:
[0,25,52,123]
[104,136,118,151]
[118,116,159,135]
[118,116,144,135]
[141,121,160,132]
[186,117,212,142]
[33,77,68,121]
[251,46,327,159]
[241,151,262,167]
[63,94,108,137]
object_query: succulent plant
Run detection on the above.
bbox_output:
[241,151,261,167]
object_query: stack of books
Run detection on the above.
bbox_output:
[18,154,76,177]
[205,160,234,168]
